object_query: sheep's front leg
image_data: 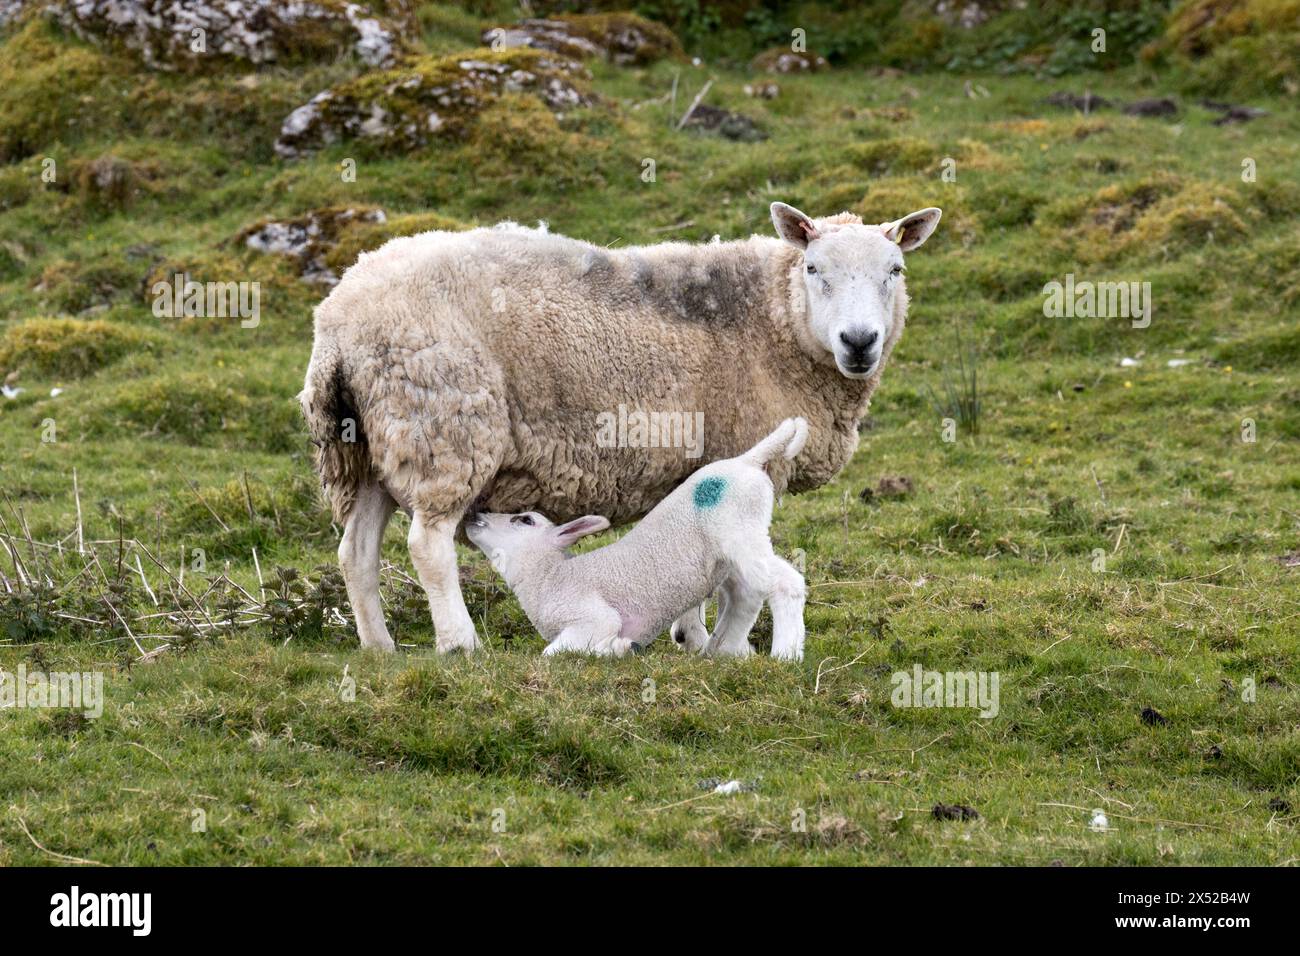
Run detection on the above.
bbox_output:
[407,512,480,654]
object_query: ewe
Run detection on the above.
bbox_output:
[301,202,941,652]
[465,418,811,660]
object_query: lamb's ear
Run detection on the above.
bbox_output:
[554,515,610,546]
[880,207,942,252]
[771,202,820,249]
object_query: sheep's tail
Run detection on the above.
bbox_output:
[299,339,370,524]
[741,417,810,468]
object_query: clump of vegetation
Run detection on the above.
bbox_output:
[33,256,142,313]
[322,209,466,275]
[467,93,601,171]
[0,316,158,379]
[925,330,982,443]
[1127,182,1250,249]
[0,18,128,161]
[845,136,940,176]
[1040,173,1255,262]
[165,471,330,558]
[68,154,161,210]
[1156,0,1300,95]
[85,371,302,450]
[853,178,977,250]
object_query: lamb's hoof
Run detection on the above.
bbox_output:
[630,642,646,656]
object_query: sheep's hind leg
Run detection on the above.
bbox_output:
[764,557,807,662]
[339,481,397,651]
[408,511,480,654]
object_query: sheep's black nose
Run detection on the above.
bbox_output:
[839,330,879,353]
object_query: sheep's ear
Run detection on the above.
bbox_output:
[880,207,942,252]
[771,202,820,249]
[554,515,610,546]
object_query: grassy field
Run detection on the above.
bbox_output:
[1,2,1298,865]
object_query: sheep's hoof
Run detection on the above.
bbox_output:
[629,642,646,656]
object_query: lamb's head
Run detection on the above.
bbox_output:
[771,201,942,380]
[465,511,610,584]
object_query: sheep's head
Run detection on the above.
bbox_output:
[465,511,610,583]
[771,201,941,380]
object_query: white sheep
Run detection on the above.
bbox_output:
[300,201,941,653]
[465,418,810,660]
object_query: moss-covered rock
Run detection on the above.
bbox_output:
[750,46,827,73]
[0,316,158,379]
[237,206,467,284]
[483,13,682,66]
[274,46,591,158]
[237,205,387,285]
[6,0,406,72]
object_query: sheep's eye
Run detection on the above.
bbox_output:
[890,265,903,277]
[513,515,534,526]
[806,263,817,274]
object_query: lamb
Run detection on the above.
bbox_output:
[300,200,941,654]
[465,418,811,660]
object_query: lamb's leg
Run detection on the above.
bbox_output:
[705,575,759,658]
[669,603,710,653]
[339,481,397,651]
[407,511,480,654]
[764,557,807,662]
[544,605,631,657]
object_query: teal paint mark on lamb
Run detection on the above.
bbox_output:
[693,476,727,510]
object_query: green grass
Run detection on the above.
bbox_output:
[1,4,1298,865]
